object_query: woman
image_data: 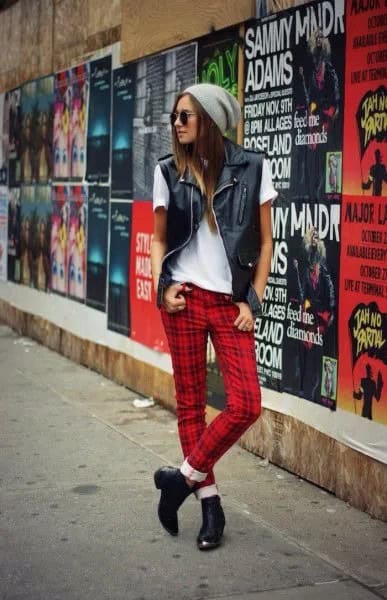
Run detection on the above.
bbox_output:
[292,227,335,402]
[151,83,275,550]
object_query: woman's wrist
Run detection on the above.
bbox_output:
[253,284,264,304]
[153,273,161,292]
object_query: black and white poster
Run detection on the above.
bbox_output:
[244,0,345,405]
[132,44,196,199]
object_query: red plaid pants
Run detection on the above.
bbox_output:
[161,284,261,490]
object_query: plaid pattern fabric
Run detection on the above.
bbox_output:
[161,285,261,489]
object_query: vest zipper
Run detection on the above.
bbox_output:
[162,178,236,277]
[211,178,237,298]
[238,184,248,225]
[213,177,237,199]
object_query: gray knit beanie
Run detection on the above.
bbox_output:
[183,83,241,134]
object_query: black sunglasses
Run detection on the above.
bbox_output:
[170,110,196,126]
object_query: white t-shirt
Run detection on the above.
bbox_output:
[153,159,277,294]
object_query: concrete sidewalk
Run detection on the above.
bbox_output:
[0,324,386,600]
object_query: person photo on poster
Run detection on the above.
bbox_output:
[7,188,21,282]
[347,301,387,422]
[51,187,69,295]
[35,76,54,183]
[68,194,87,301]
[321,356,337,406]
[21,113,33,183]
[362,148,387,197]
[326,152,342,194]
[151,83,275,550]
[0,94,8,185]
[132,44,196,199]
[353,363,384,421]
[7,88,22,187]
[20,219,32,286]
[290,226,336,403]
[34,217,50,290]
[70,64,88,181]
[20,186,37,287]
[53,71,71,180]
[36,110,51,182]
[32,186,51,291]
[301,28,340,201]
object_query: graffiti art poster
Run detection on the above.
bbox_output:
[7,187,21,282]
[21,76,54,184]
[244,0,345,395]
[35,76,54,183]
[68,185,87,301]
[20,80,38,184]
[86,56,112,183]
[70,63,89,181]
[86,185,109,311]
[197,27,239,141]
[53,70,71,180]
[129,201,168,351]
[51,185,70,295]
[342,2,386,197]
[32,185,52,291]
[337,196,387,425]
[111,63,135,199]
[0,187,8,281]
[7,87,22,187]
[20,185,36,286]
[132,43,196,199]
[108,200,131,335]
[0,93,8,185]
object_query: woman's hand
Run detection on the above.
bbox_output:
[234,302,254,332]
[163,283,191,313]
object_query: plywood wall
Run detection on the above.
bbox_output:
[121,0,254,62]
[0,0,122,92]
[0,0,254,92]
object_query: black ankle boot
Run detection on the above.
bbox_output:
[154,466,194,536]
[197,495,225,550]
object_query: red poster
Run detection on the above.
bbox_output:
[129,202,168,352]
[338,3,387,425]
[342,3,386,197]
[337,196,387,424]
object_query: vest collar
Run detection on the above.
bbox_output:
[179,139,248,188]
[223,139,249,167]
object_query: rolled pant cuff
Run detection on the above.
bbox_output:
[195,484,219,500]
[180,459,207,483]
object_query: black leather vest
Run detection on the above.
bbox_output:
[157,139,265,316]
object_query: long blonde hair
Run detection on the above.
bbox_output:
[171,93,225,232]
[303,227,326,264]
